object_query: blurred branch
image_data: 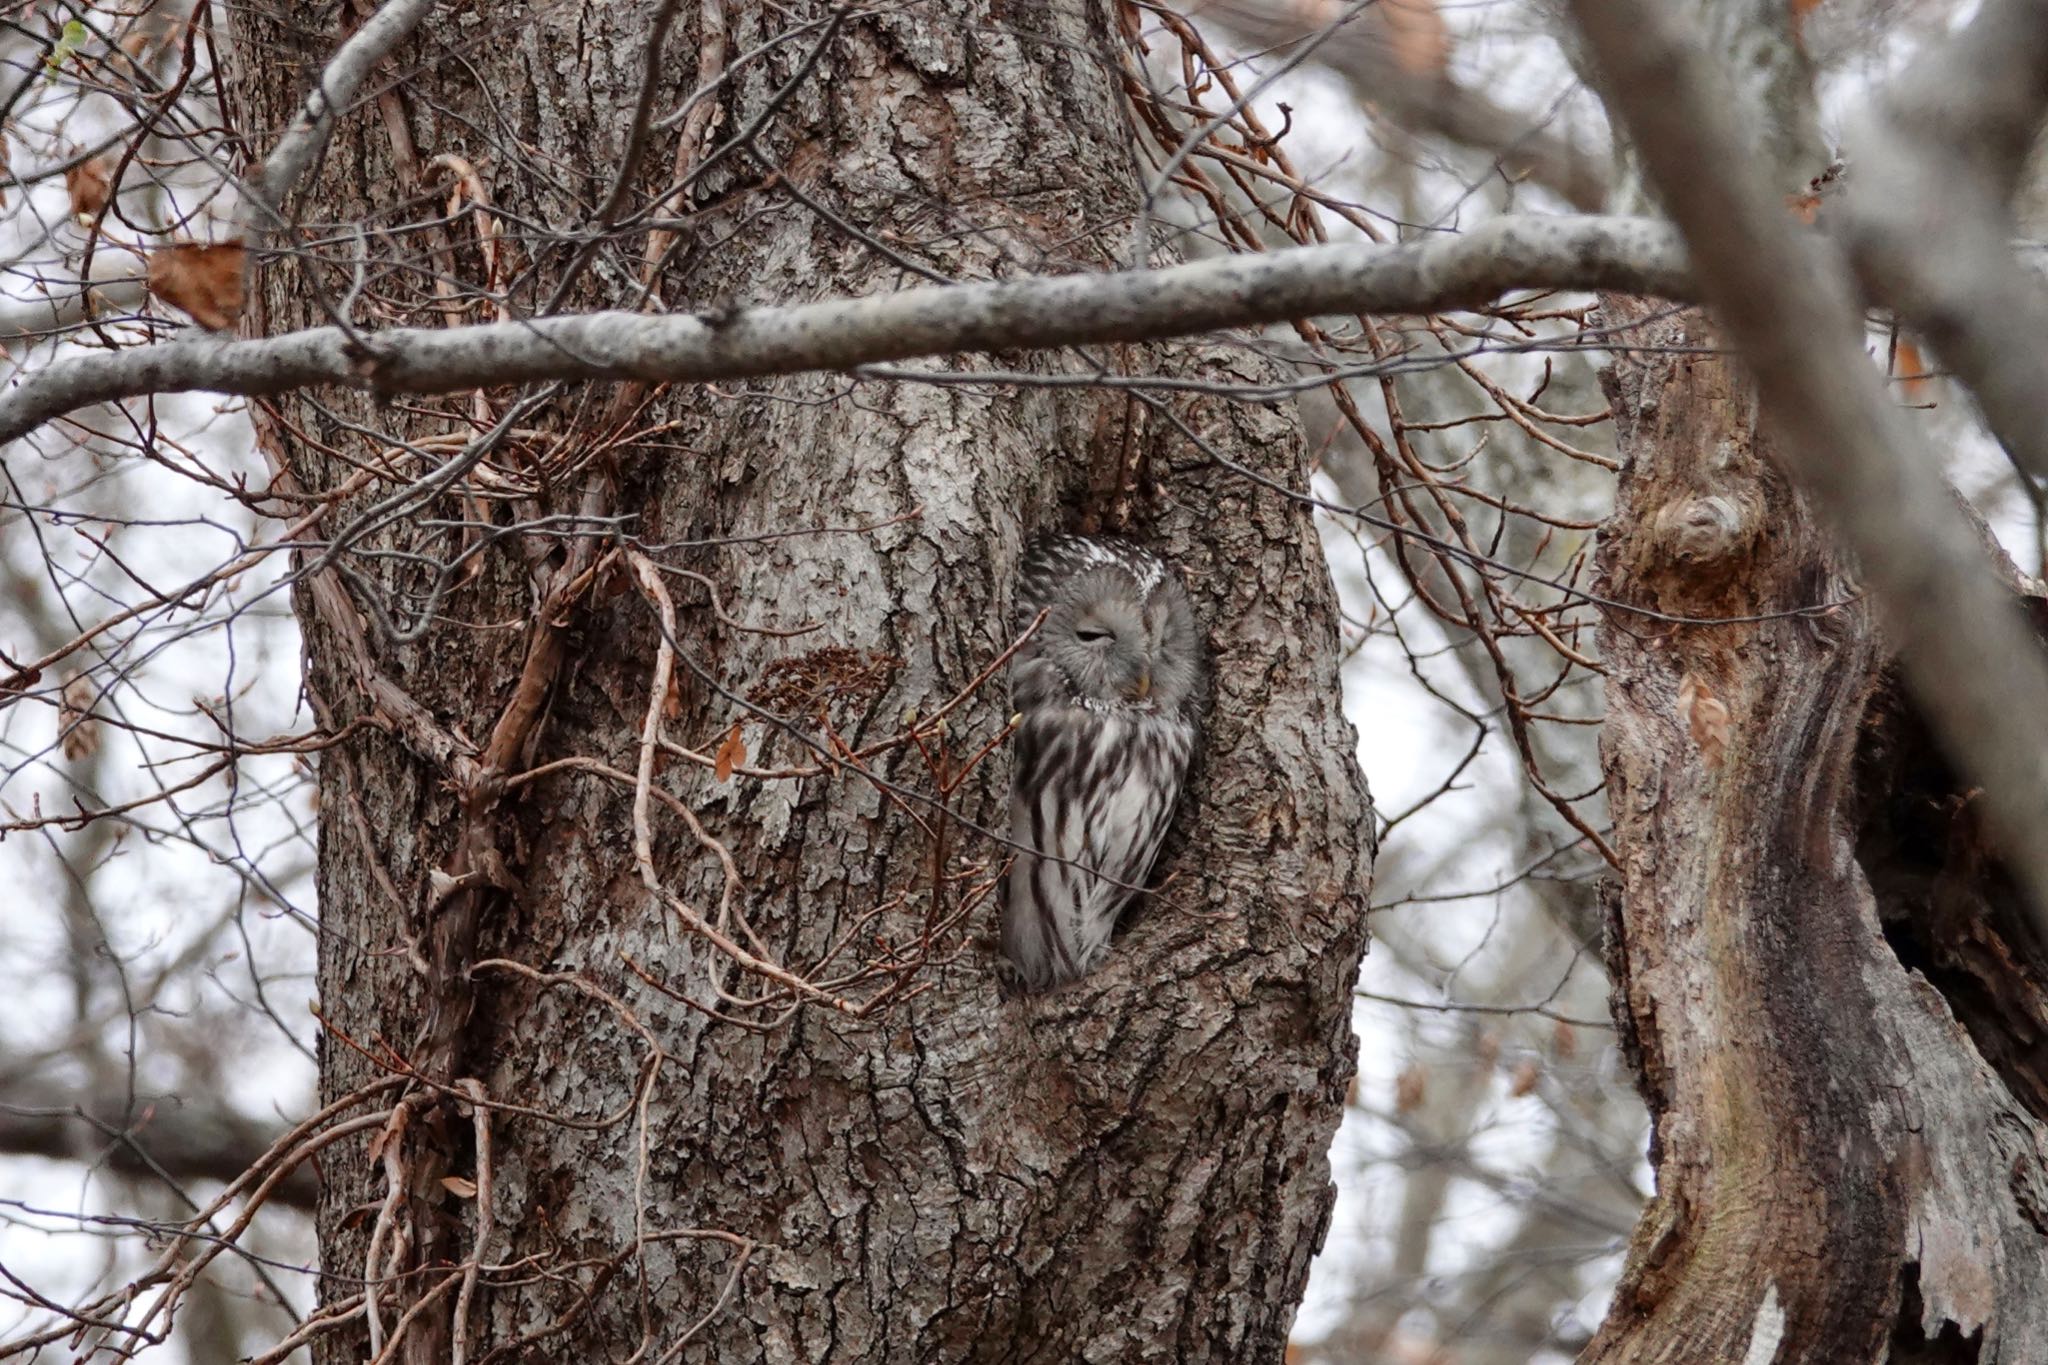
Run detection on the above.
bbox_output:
[0,1086,313,1211]
[1566,0,2048,955]
[1843,0,2048,483]
[1180,0,1612,210]
[0,278,148,344]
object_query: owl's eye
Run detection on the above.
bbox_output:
[1074,626,1113,644]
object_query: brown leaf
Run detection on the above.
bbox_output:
[1787,160,1846,224]
[1893,338,1934,403]
[1789,0,1825,49]
[147,241,246,331]
[121,27,150,58]
[1382,0,1450,77]
[65,156,111,220]
[1551,1019,1578,1060]
[713,722,745,782]
[440,1175,478,1199]
[1394,1064,1427,1114]
[365,1104,409,1164]
[663,670,683,721]
[59,672,99,761]
[1508,1058,1542,1098]
[1677,672,1733,770]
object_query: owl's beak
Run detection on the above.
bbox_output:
[1128,669,1152,701]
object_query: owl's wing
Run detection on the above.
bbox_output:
[1001,705,1195,991]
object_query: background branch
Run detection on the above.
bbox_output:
[0,1088,311,1212]
[1843,0,2048,483]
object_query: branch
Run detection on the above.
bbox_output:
[0,276,146,345]
[1841,0,2048,481]
[247,0,440,219]
[0,1089,312,1212]
[1183,0,1612,211]
[1566,0,2048,946]
[0,213,1687,445]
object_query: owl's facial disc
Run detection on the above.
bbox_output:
[1057,599,1152,703]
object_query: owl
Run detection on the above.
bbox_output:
[1000,534,1206,992]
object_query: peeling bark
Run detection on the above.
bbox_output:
[1588,295,2048,1362]
[225,2,1372,1361]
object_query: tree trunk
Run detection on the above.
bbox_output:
[226,2,1372,1360]
[1588,295,2048,1362]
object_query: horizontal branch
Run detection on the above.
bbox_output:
[0,281,149,344]
[0,214,1687,446]
[0,1088,312,1211]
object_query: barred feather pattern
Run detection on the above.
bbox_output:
[1001,535,1205,992]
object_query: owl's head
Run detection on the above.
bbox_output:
[1012,538,1204,715]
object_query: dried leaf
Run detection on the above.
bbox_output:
[1893,338,1933,403]
[662,670,683,721]
[1552,1019,1578,1060]
[65,156,111,220]
[1677,672,1733,770]
[1394,1065,1427,1114]
[1787,160,1845,224]
[1382,0,1450,77]
[713,722,745,782]
[441,1175,478,1199]
[119,15,166,61]
[59,672,99,760]
[1789,0,1825,49]
[1509,1058,1542,1098]
[147,240,246,331]
[365,1105,410,1164]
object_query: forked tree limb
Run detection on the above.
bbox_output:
[1568,0,2048,954]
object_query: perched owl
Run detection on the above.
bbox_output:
[1000,534,1206,992]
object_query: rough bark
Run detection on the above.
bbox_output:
[1588,295,2048,1363]
[225,2,1372,1361]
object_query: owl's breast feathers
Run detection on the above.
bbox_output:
[1001,702,1196,991]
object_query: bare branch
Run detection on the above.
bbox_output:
[247,0,440,219]
[1182,0,1612,210]
[1842,0,2048,481]
[1566,0,2048,945]
[0,278,147,344]
[0,213,1686,445]
[0,1088,312,1211]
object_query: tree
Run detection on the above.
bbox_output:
[231,1,1371,1360]
[5,0,2048,1362]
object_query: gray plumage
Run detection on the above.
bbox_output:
[1001,534,1205,992]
